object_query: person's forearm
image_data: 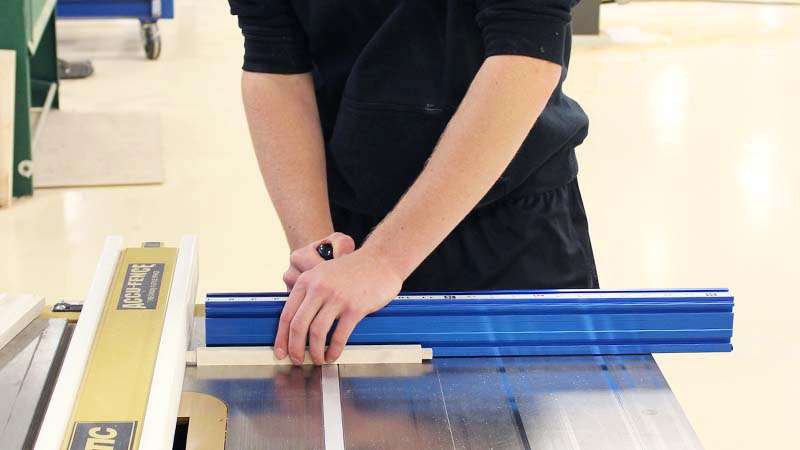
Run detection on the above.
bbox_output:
[361,55,562,278]
[242,71,333,250]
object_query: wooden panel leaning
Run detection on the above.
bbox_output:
[0,50,15,208]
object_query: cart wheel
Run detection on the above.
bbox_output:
[140,22,161,60]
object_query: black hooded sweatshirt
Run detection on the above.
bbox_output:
[229,0,589,218]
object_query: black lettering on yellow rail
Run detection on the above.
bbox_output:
[116,263,164,310]
[68,421,136,450]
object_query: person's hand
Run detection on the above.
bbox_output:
[283,232,356,291]
[274,247,403,365]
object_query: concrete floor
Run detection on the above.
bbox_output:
[1,1,799,448]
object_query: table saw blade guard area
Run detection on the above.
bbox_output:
[204,289,734,357]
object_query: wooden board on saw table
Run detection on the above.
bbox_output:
[0,293,44,351]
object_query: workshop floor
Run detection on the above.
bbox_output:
[1,1,798,448]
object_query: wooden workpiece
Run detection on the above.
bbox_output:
[0,293,44,351]
[189,345,433,366]
[0,50,15,208]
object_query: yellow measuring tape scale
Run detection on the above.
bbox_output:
[62,245,177,450]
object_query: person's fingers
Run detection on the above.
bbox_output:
[327,232,356,258]
[288,285,327,364]
[289,233,355,277]
[283,266,301,291]
[274,281,306,360]
[290,247,323,272]
[308,303,340,365]
[325,310,365,363]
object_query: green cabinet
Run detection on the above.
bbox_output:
[0,0,59,197]
[27,0,57,47]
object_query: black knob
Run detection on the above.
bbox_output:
[317,242,334,260]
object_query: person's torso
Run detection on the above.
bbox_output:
[291,0,589,217]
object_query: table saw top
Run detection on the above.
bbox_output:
[184,319,703,450]
[1,317,705,450]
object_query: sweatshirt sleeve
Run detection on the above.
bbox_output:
[228,0,312,74]
[474,0,574,66]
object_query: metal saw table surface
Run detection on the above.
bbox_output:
[0,317,704,449]
[0,318,70,450]
[184,319,703,450]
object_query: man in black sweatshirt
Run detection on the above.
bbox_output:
[229,0,598,365]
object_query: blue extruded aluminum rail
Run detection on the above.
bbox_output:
[204,289,734,357]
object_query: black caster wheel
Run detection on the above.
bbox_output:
[140,22,162,60]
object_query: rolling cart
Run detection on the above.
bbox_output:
[56,0,174,59]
